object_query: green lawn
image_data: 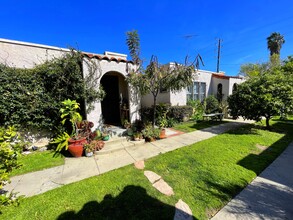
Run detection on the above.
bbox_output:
[10,150,65,177]
[2,121,293,219]
[172,120,228,133]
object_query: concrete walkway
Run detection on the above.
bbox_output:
[212,141,293,220]
[5,120,252,197]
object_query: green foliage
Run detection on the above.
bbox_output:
[0,126,24,209]
[141,125,160,139]
[228,63,293,127]
[204,95,220,114]
[0,50,104,133]
[50,132,70,152]
[140,105,193,125]
[60,99,82,138]
[187,100,205,121]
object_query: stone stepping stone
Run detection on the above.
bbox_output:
[152,179,174,196]
[134,160,145,170]
[144,170,161,184]
[174,199,193,220]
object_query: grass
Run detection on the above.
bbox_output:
[10,151,65,177]
[2,120,293,219]
[172,120,228,133]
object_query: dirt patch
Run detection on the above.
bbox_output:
[254,144,269,154]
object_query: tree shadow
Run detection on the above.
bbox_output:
[57,185,197,220]
[237,122,293,179]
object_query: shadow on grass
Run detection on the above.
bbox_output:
[237,122,293,177]
[57,185,197,220]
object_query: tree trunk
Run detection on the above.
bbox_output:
[152,96,157,128]
[265,117,270,128]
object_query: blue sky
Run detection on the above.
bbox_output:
[1,0,293,76]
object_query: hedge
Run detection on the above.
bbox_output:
[0,50,103,134]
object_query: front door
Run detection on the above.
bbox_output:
[101,75,120,125]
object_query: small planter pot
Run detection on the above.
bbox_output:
[145,137,156,142]
[102,135,110,141]
[159,129,167,139]
[85,151,93,157]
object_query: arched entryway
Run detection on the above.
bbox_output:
[100,72,129,125]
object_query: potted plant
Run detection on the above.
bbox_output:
[91,140,105,152]
[83,143,94,157]
[142,125,160,142]
[60,99,87,157]
[157,113,168,139]
[133,131,143,141]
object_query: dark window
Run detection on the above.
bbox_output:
[232,83,238,93]
[217,83,223,102]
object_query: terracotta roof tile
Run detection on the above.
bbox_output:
[82,52,133,64]
[212,73,240,80]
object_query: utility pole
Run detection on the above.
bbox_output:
[216,38,222,73]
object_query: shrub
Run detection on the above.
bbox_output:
[187,100,205,121]
[140,105,193,125]
[0,126,26,209]
[205,95,220,114]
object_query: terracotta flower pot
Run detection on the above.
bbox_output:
[68,137,87,157]
[159,129,167,139]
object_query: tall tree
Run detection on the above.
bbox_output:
[126,30,141,66]
[126,31,195,127]
[267,32,285,56]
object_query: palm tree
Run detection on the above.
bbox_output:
[267,32,285,56]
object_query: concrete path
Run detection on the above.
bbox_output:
[5,120,252,197]
[212,141,293,220]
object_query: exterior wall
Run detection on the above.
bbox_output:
[83,58,140,129]
[211,77,230,100]
[194,70,213,96]
[228,77,245,95]
[0,38,68,68]
[141,68,245,107]
[141,92,170,107]
[170,89,186,106]
[0,38,140,129]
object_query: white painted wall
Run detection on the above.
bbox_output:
[228,77,245,95]
[141,92,170,107]
[211,77,230,100]
[0,38,68,68]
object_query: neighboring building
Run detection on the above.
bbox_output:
[141,67,245,107]
[0,38,140,129]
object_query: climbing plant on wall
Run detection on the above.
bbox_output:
[0,49,104,133]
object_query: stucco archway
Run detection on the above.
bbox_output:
[100,71,129,125]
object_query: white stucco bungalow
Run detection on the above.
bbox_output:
[141,67,245,107]
[0,38,245,129]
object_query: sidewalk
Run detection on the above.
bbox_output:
[5,120,252,197]
[212,141,293,220]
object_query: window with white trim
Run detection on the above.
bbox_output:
[187,82,206,102]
